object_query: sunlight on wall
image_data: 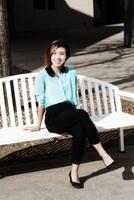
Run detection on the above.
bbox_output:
[65,0,93,17]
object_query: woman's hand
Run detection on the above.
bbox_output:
[23,105,45,132]
[23,126,40,132]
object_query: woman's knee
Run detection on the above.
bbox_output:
[78,109,97,128]
[77,109,89,120]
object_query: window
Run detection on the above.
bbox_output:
[47,0,55,10]
[33,0,46,10]
[33,0,55,10]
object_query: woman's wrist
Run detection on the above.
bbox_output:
[34,125,41,130]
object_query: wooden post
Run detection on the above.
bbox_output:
[124,0,134,47]
[0,0,11,77]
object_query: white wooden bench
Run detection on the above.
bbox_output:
[1,73,134,152]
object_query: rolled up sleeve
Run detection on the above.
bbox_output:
[34,72,46,107]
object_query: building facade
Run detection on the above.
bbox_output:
[7,0,94,32]
[7,0,124,33]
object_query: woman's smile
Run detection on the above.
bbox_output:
[51,47,66,68]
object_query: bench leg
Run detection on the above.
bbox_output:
[119,128,125,152]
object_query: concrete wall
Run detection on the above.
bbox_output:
[13,0,94,32]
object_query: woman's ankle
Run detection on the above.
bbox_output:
[71,164,80,182]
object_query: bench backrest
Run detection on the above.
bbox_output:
[0,73,37,128]
[0,73,122,128]
[77,75,122,121]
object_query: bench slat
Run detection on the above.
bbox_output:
[115,90,122,112]
[13,79,23,126]
[28,76,37,124]
[79,79,88,111]
[21,77,31,125]
[5,81,16,127]
[108,87,116,113]
[87,80,95,118]
[101,85,109,115]
[0,82,7,127]
[94,82,102,117]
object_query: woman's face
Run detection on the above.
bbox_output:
[51,47,66,68]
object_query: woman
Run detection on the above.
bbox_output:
[27,40,115,189]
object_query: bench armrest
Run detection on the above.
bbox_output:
[118,90,134,102]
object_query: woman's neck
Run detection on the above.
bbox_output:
[51,65,61,76]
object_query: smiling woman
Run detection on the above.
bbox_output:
[25,40,114,189]
[50,47,67,71]
[44,40,70,66]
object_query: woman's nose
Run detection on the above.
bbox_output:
[56,53,60,58]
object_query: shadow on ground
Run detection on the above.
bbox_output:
[0,133,134,182]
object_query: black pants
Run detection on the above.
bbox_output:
[45,102,100,164]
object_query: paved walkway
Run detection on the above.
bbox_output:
[0,142,134,200]
[1,25,134,199]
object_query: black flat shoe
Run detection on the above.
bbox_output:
[104,161,115,170]
[69,172,84,189]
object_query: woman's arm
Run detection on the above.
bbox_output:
[36,105,45,130]
[24,105,45,132]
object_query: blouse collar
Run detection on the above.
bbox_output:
[45,65,67,77]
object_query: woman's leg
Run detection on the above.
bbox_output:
[46,105,114,184]
[93,142,114,166]
[71,164,80,183]
[46,106,86,184]
[75,109,114,167]
[61,109,112,168]
[70,122,86,183]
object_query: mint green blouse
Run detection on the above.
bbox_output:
[34,66,79,108]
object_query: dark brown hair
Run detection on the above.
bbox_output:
[44,40,70,65]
